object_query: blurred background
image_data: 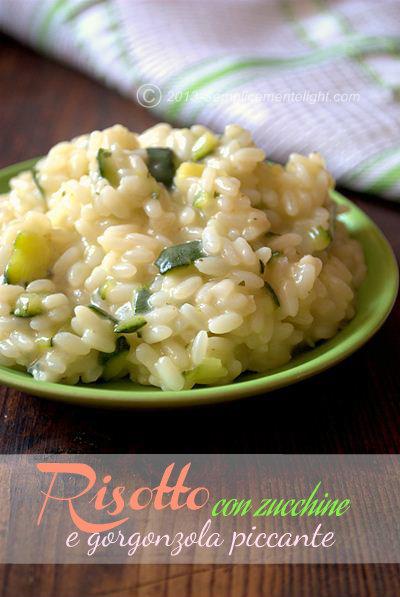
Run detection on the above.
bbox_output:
[1,0,400,198]
[0,2,399,597]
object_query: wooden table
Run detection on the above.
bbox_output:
[0,34,399,597]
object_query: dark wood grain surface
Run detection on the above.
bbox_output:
[0,34,399,597]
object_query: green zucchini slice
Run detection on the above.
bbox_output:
[155,240,204,275]
[114,315,146,334]
[97,148,119,188]
[146,147,175,187]
[4,231,51,286]
[12,292,44,317]
[308,225,332,252]
[133,287,152,315]
[99,278,116,301]
[185,357,228,386]
[88,303,118,323]
[191,132,218,161]
[102,350,130,381]
[101,336,130,381]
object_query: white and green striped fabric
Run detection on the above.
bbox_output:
[1,0,400,198]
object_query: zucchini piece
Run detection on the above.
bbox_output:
[192,132,219,161]
[102,350,130,381]
[100,336,130,364]
[32,168,45,198]
[133,287,151,315]
[12,292,44,317]
[176,162,205,179]
[36,336,52,352]
[155,240,204,275]
[146,147,175,187]
[113,335,130,354]
[185,357,228,386]
[193,190,214,210]
[308,225,332,252]
[265,282,280,307]
[114,315,146,334]
[99,337,130,383]
[88,304,118,323]
[97,148,119,188]
[4,231,51,286]
[99,278,116,301]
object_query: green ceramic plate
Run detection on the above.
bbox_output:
[0,158,398,407]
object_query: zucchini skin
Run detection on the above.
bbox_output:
[102,350,129,381]
[191,132,218,161]
[90,297,146,334]
[100,336,130,364]
[133,287,152,315]
[146,147,175,187]
[265,282,280,307]
[155,240,204,275]
[32,168,45,198]
[88,303,118,323]
[114,315,146,334]
[97,148,119,187]
[99,278,116,300]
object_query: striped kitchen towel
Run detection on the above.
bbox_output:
[1,0,400,198]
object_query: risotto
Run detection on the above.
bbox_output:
[0,123,366,391]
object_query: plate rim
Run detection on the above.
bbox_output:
[0,159,398,408]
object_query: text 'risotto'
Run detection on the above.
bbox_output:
[0,123,366,390]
